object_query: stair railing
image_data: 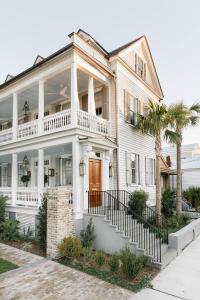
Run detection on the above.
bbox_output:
[107,190,169,244]
[88,190,163,263]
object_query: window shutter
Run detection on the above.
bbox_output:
[145,157,149,185]
[144,63,146,81]
[134,53,138,72]
[124,90,130,122]
[126,151,131,186]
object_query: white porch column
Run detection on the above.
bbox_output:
[71,62,79,127]
[12,93,18,141]
[12,153,17,206]
[38,148,44,204]
[83,145,92,210]
[38,80,44,135]
[88,77,96,115]
[72,138,81,218]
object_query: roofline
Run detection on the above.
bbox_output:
[108,36,144,57]
[0,43,73,90]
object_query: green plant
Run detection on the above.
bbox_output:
[128,190,148,218]
[58,236,82,260]
[183,186,200,211]
[37,193,47,250]
[108,253,120,272]
[0,220,19,241]
[120,247,148,280]
[20,226,33,242]
[21,174,31,187]
[161,188,175,218]
[83,247,93,261]
[21,242,33,252]
[80,218,95,249]
[95,250,106,267]
[0,195,7,223]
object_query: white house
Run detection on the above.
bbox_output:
[0,29,163,235]
[163,144,200,191]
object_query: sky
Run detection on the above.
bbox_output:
[0,0,200,145]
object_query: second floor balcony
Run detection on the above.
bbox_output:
[0,64,111,145]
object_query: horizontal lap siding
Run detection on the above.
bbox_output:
[117,70,156,206]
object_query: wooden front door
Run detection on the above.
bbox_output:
[89,159,102,207]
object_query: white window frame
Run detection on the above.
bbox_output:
[145,157,155,186]
[135,53,146,81]
[130,153,140,185]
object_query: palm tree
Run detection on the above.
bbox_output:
[167,102,200,216]
[137,100,178,222]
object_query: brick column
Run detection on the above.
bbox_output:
[46,188,75,258]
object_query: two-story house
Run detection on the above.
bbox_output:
[0,29,163,235]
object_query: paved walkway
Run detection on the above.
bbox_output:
[0,243,134,300]
[1,236,200,300]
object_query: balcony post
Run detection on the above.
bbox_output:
[38,80,44,135]
[12,153,17,206]
[88,77,96,115]
[12,93,18,141]
[38,148,44,205]
[70,62,79,127]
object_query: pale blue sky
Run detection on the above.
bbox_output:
[1,0,200,144]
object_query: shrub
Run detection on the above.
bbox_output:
[37,193,47,250]
[58,236,82,259]
[161,188,175,218]
[183,186,200,211]
[120,246,148,279]
[80,218,95,249]
[95,250,106,267]
[108,253,120,272]
[0,220,19,241]
[128,190,148,218]
[21,242,33,252]
[20,226,33,242]
[167,216,179,228]
[83,247,93,261]
[0,195,7,223]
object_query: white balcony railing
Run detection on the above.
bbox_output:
[43,109,71,133]
[17,120,38,140]
[0,187,12,205]
[77,110,110,135]
[0,128,13,143]
[16,187,39,207]
[0,109,110,146]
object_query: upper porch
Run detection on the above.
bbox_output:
[0,59,112,145]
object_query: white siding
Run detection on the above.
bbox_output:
[115,66,156,206]
[16,213,36,236]
[182,169,200,190]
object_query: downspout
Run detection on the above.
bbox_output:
[114,71,120,190]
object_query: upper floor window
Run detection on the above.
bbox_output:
[135,53,146,81]
[124,90,143,126]
[145,157,155,185]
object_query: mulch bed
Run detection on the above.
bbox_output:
[3,240,46,257]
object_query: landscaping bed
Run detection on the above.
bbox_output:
[0,258,18,274]
[2,240,46,257]
[58,255,158,293]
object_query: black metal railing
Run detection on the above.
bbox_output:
[107,190,169,244]
[88,190,164,263]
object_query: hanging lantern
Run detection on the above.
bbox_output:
[23,100,30,116]
[109,162,113,177]
[22,154,29,168]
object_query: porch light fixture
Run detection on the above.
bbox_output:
[22,155,29,167]
[79,159,86,176]
[109,162,113,177]
[23,100,30,116]
[48,168,55,177]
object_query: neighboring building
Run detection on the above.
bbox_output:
[163,144,200,191]
[0,29,163,234]
[160,155,176,193]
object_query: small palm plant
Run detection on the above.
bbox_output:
[167,102,200,216]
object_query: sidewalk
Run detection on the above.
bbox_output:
[133,234,200,300]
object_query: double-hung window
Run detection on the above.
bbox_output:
[126,152,140,185]
[124,91,143,125]
[145,158,155,185]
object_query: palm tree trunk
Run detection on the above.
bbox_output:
[176,141,182,216]
[155,133,161,224]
